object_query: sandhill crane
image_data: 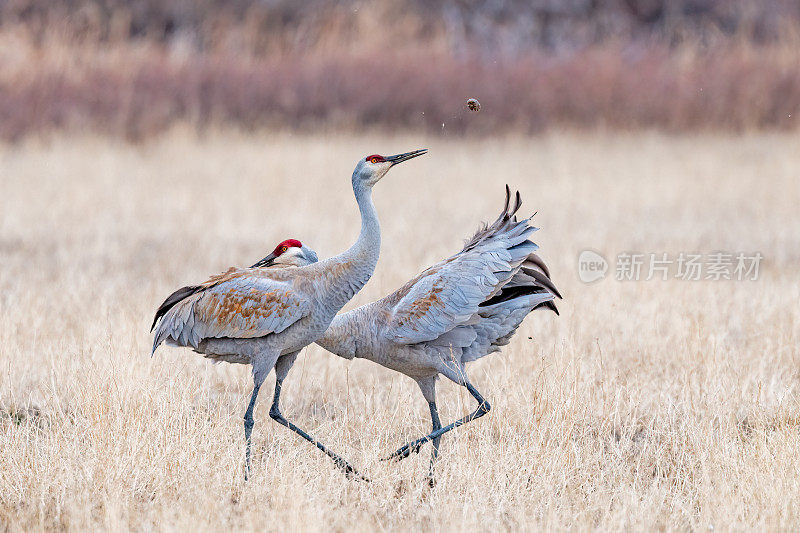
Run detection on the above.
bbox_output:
[304,186,560,483]
[151,149,427,478]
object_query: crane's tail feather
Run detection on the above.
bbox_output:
[536,300,560,315]
[520,266,562,299]
[151,284,203,331]
[461,185,528,253]
[458,186,560,313]
[151,292,203,355]
[523,252,551,278]
[480,245,561,309]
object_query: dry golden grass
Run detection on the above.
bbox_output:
[1,130,799,530]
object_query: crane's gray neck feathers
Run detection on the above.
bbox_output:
[350,179,381,260]
[318,177,380,312]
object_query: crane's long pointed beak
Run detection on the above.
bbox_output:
[250,252,276,268]
[386,149,428,165]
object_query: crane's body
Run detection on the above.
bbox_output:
[155,250,376,365]
[151,149,427,478]
[314,187,561,483]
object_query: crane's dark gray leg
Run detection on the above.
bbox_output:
[415,376,442,486]
[243,351,281,480]
[243,380,262,480]
[269,353,367,481]
[427,400,442,487]
[383,381,490,462]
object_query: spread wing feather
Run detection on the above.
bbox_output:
[152,270,310,354]
[385,186,550,345]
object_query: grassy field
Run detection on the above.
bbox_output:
[1,131,799,530]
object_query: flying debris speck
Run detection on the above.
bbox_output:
[466,98,481,112]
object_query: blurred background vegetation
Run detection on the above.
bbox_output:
[1,0,799,140]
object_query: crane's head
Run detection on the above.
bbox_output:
[251,239,319,268]
[352,149,428,187]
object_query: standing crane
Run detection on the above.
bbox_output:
[275,186,560,484]
[151,149,428,478]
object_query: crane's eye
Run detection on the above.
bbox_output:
[281,246,288,252]
[370,157,380,164]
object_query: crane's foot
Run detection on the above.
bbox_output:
[333,457,370,482]
[243,437,253,481]
[243,447,256,481]
[382,438,427,462]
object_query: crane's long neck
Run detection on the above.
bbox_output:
[320,179,381,311]
[350,180,381,263]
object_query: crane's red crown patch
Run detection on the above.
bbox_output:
[273,239,302,256]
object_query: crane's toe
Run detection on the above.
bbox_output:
[383,440,426,462]
[334,457,370,482]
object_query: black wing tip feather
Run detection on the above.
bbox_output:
[536,301,560,315]
[150,311,162,331]
[150,285,201,331]
[502,185,522,221]
[530,268,563,299]
[524,253,551,278]
[479,285,536,307]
